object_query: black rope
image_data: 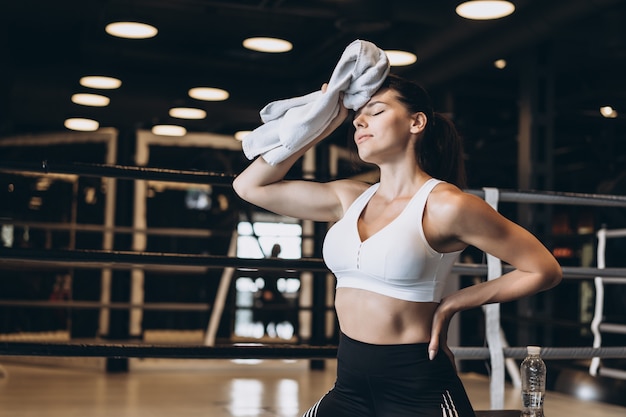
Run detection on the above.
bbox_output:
[0,160,234,186]
[3,248,626,279]
[1,342,625,360]
[3,160,626,206]
[0,248,328,272]
[467,188,626,208]
[0,342,337,359]
[0,300,212,311]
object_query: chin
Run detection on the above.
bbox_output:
[357,150,380,165]
[357,152,373,164]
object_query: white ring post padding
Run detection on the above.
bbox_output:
[483,188,522,388]
[590,228,606,376]
[482,187,522,408]
[482,187,504,409]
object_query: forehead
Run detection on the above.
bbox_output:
[357,88,399,112]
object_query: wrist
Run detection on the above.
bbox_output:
[438,297,458,319]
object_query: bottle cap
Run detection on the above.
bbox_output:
[527,346,541,355]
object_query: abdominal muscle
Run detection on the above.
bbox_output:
[334,287,439,345]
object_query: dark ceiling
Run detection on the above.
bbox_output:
[2,0,626,192]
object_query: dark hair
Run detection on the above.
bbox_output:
[349,74,467,189]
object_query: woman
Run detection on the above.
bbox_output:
[233,74,562,417]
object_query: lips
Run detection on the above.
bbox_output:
[355,134,371,144]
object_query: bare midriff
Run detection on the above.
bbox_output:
[334,287,439,345]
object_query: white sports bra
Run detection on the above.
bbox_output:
[322,178,461,302]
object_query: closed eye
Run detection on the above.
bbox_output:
[354,100,387,118]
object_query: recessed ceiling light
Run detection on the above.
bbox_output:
[385,50,417,66]
[105,21,158,39]
[600,106,618,118]
[456,1,515,20]
[71,93,110,107]
[64,118,99,132]
[494,59,507,69]
[243,37,293,53]
[234,130,252,141]
[189,87,229,101]
[152,124,187,136]
[80,76,122,89]
[169,107,207,120]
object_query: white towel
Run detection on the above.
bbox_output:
[242,39,390,165]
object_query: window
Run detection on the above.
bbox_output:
[234,221,302,340]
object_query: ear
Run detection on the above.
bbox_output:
[409,112,428,134]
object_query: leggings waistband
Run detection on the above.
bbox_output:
[337,332,447,377]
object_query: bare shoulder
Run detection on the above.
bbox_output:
[426,182,485,219]
[424,182,503,249]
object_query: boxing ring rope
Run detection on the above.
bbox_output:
[0,247,328,271]
[0,160,234,186]
[3,159,626,207]
[3,247,626,278]
[1,341,625,361]
[3,160,626,409]
[3,220,228,238]
[0,300,213,311]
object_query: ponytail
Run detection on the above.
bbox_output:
[417,112,466,189]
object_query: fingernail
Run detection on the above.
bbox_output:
[429,350,436,360]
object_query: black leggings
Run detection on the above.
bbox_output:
[302,333,476,417]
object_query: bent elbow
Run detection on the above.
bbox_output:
[232,175,252,202]
[232,175,245,199]
[232,175,266,208]
[544,262,563,290]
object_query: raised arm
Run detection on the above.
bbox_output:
[233,89,366,222]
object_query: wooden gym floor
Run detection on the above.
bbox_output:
[1,358,625,417]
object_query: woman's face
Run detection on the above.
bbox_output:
[352,88,424,164]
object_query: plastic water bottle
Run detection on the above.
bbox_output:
[520,346,546,417]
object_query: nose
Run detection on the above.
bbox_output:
[353,114,366,129]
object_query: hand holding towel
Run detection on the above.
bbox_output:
[242,39,390,165]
